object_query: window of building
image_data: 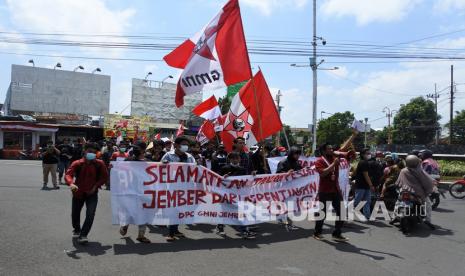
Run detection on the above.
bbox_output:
[3,131,33,150]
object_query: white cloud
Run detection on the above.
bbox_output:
[5,0,135,57]
[434,0,465,11]
[109,81,132,115]
[321,0,422,25]
[241,0,308,16]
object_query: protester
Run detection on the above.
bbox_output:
[163,140,173,153]
[232,137,254,174]
[276,146,303,230]
[250,144,272,175]
[65,142,108,244]
[119,142,152,243]
[313,143,348,242]
[217,152,256,239]
[111,142,129,161]
[161,136,196,241]
[71,138,85,162]
[147,140,166,162]
[190,141,207,166]
[211,143,228,174]
[201,141,216,161]
[41,140,60,190]
[395,155,435,230]
[354,148,376,220]
[57,138,74,185]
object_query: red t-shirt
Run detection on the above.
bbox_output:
[315,156,340,194]
[65,159,108,198]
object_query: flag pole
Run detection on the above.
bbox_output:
[237,2,264,142]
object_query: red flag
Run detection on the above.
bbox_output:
[176,122,185,137]
[214,114,227,132]
[192,96,221,120]
[154,133,161,140]
[196,120,216,145]
[164,0,252,107]
[222,70,282,151]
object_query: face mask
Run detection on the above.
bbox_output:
[120,148,126,153]
[85,153,96,161]
[180,145,189,153]
[365,154,372,160]
[280,152,286,157]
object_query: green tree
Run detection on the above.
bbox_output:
[280,124,296,146]
[317,111,355,146]
[446,110,465,143]
[375,127,389,145]
[392,97,440,144]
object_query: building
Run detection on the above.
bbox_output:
[3,64,110,116]
[130,79,203,136]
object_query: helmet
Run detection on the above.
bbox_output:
[405,155,421,168]
[277,146,287,153]
[419,149,433,160]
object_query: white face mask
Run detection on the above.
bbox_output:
[180,145,189,153]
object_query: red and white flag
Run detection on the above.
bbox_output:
[192,95,221,121]
[164,0,252,107]
[196,120,216,145]
[221,70,282,151]
[214,114,227,132]
[154,133,161,140]
[176,122,185,137]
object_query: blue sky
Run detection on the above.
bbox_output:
[0,0,464,129]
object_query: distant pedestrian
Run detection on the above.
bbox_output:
[65,142,108,244]
[41,140,60,190]
[57,138,74,185]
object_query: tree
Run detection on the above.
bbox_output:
[446,110,465,143]
[280,124,296,147]
[375,127,389,145]
[392,97,440,145]
[317,111,354,147]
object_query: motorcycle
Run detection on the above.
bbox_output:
[449,176,465,199]
[392,190,427,235]
[19,149,34,160]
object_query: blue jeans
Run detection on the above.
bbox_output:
[354,189,371,219]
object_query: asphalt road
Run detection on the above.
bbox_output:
[1,160,464,276]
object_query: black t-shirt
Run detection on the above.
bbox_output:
[355,159,370,189]
[42,149,59,164]
[219,164,246,177]
[57,144,74,161]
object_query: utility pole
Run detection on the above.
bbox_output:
[450,65,454,144]
[311,0,318,155]
[364,117,368,148]
[427,83,440,145]
[275,90,282,147]
[383,107,396,145]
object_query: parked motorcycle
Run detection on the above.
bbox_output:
[19,149,34,160]
[449,176,465,199]
[392,190,427,235]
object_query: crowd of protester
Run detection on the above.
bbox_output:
[38,131,440,244]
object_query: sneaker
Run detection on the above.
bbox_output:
[119,225,129,236]
[241,231,256,240]
[216,226,226,237]
[78,236,88,244]
[53,186,60,190]
[332,234,349,242]
[312,233,324,241]
[136,236,151,243]
[72,231,81,238]
[166,235,176,242]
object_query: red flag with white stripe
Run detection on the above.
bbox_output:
[192,95,221,121]
[163,0,252,107]
[221,70,282,151]
[176,122,185,137]
[196,120,216,145]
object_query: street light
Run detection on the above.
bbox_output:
[161,75,174,87]
[92,68,102,74]
[28,59,35,67]
[144,72,152,80]
[54,63,61,70]
[73,65,84,72]
[320,111,333,120]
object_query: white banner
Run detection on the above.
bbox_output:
[111,162,320,226]
[267,156,351,204]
